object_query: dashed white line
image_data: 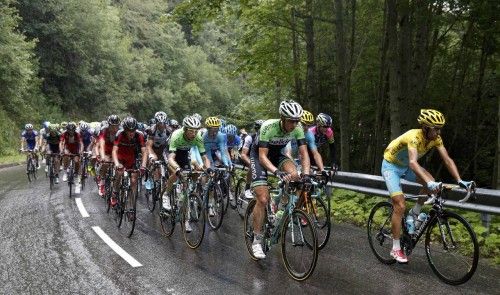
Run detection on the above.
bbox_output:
[92,226,143,268]
[75,198,90,218]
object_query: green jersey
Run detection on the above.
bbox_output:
[169,128,206,154]
[258,119,305,159]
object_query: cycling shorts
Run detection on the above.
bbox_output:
[250,151,293,188]
[381,159,416,197]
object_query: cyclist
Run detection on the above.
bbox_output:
[60,121,68,133]
[203,117,232,168]
[164,116,212,231]
[111,117,147,209]
[43,124,62,183]
[284,110,330,176]
[59,122,84,193]
[225,124,241,162]
[145,111,172,190]
[20,123,40,169]
[97,115,121,196]
[169,119,180,131]
[240,120,264,199]
[382,109,474,263]
[250,100,311,259]
[38,121,50,171]
[309,113,337,169]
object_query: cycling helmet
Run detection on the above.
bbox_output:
[78,120,86,127]
[49,124,58,133]
[183,116,201,129]
[417,109,445,128]
[60,121,68,128]
[301,110,314,125]
[219,126,227,134]
[316,113,332,127]
[154,111,168,123]
[226,124,237,136]
[205,116,221,128]
[192,113,202,122]
[80,122,89,131]
[122,117,138,131]
[107,114,120,126]
[66,122,77,131]
[137,122,145,131]
[279,100,303,120]
[42,121,50,129]
[169,119,179,128]
[254,120,265,129]
[25,124,33,130]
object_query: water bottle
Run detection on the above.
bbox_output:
[405,214,415,234]
[275,209,284,225]
[176,183,182,195]
[414,213,428,230]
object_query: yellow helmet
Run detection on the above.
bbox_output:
[205,116,221,128]
[300,110,314,125]
[417,109,445,127]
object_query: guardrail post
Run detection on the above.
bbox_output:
[481,213,491,234]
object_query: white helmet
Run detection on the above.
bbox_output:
[154,111,168,123]
[226,124,237,135]
[183,116,201,129]
[80,122,90,131]
[192,113,202,122]
[279,100,303,120]
[25,123,33,130]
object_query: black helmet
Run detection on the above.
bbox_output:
[107,114,120,126]
[122,117,138,131]
[66,122,77,131]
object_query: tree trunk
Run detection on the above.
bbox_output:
[387,0,401,139]
[397,0,412,130]
[334,0,350,171]
[372,0,390,174]
[291,8,302,102]
[472,36,488,179]
[305,0,316,104]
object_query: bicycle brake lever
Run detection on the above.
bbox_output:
[458,181,476,203]
[424,195,437,205]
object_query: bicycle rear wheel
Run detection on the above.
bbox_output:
[124,189,138,238]
[114,190,125,227]
[182,193,206,249]
[367,201,396,264]
[26,158,33,182]
[105,179,112,213]
[146,181,159,212]
[68,169,74,198]
[281,209,318,281]
[159,189,176,237]
[425,211,479,285]
[207,184,224,230]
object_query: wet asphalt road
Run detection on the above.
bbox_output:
[0,165,499,294]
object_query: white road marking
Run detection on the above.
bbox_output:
[92,226,143,268]
[75,198,90,218]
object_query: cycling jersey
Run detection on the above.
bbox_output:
[99,127,118,155]
[250,119,305,187]
[283,127,317,159]
[226,134,241,148]
[147,124,171,152]
[79,129,93,150]
[169,129,206,169]
[114,130,145,169]
[203,131,231,166]
[39,128,48,142]
[309,126,334,147]
[21,130,38,150]
[60,131,82,154]
[44,131,61,153]
[383,129,443,167]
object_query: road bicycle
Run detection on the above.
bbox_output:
[367,182,479,285]
[63,153,79,198]
[80,151,92,191]
[21,149,38,182]
[244,179,318,281]
[159,170,205,249]
[46,153,59,191]
[144,160,168,212]
[113,168,140,237]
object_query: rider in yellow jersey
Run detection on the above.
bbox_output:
[381,109,474,263]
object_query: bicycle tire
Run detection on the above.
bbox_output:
[105,178,112,213]
[124,188,138,238]
[425,211,479,285]
[367,201,397,264]
[115,189,126,227]
[207,183,224,230]
[68,167,73,198]
[306,197,331,250]
[182,193,206,249]
[221,175,231,214]
[26,158,32,182]
[243,199,260,261]
[281,208,318,281]
[159,188,176,237]
[235,178,247,218]
[146,181,159,212]
[49,161,54,191]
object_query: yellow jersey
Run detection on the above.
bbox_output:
[383,129,443,166]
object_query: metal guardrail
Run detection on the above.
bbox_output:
[330,171,500,215]
[234,164,500,215]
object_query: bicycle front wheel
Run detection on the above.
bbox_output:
[182,193,206,249]
[305,197,331,250]
[159,189,176,237]
[207,184,224,230]
[367,201,396,264]
[123,189,138,238]
[281,209,318,281]
[425,211,479,285]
